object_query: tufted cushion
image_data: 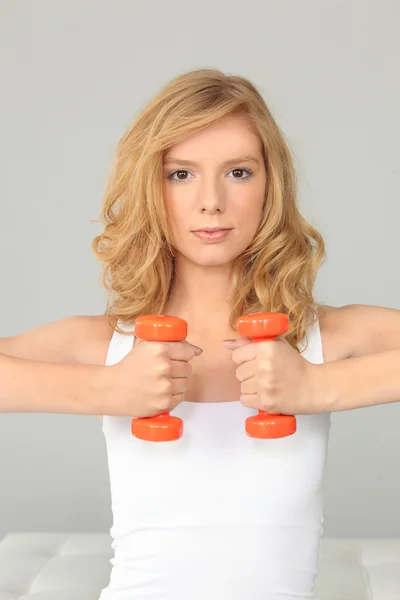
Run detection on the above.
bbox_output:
[0,533,400,599]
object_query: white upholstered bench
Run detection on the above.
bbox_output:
[1,533,400,599]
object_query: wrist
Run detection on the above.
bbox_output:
[308,362,337,413]
[85,364,113,415]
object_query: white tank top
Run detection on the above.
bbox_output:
[98,316,330,600]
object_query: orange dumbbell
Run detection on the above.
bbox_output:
[131,314,188,442]
[236,311,297,439]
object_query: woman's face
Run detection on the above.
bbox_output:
[162,115,267,268]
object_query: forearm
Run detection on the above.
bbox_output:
[0,352,106,415]
[319,347,400,412]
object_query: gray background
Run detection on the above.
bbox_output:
[0,0,399,542]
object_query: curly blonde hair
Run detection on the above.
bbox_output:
[91,68,326,353]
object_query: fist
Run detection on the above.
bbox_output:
[222,335,321,415]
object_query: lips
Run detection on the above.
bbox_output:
[192,229,232,242]
[192,228,231,233]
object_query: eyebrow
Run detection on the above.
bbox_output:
[163,154,260,168]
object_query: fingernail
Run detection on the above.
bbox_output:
[192,345,203,354]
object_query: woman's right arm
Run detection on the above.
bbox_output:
[0,315,113,415]
[0,314,199,419]
[0,352,106,414]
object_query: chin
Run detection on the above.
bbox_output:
[174,245,243,267]
[189,253,237,268]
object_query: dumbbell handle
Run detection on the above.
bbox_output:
[130,315,187,442]
[237,312,297,438]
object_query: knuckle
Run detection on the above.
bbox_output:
[260,341,274,355]
[259,357,272,373]
[158,392,173,411]
[260,395,272,411]
[264,403,278,414]
[155,359,172,377]
[151,342,167,357]
[259,377,275,392]
[158,377,172,395]
[240,395,251,408]
[157,399,169,412]
[259,385,278,412]
[235,366,244,382]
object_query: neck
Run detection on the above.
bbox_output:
[166,258,234,334]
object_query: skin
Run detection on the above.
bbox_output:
[4,112,398,423]
[162,113,267,339]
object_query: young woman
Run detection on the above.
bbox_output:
[1,68,400,599]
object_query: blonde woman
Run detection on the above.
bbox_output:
[1,68,400,599]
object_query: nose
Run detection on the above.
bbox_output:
[198,179,226,214]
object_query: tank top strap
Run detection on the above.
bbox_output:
[297,311,325,365]
[105,317,134,367]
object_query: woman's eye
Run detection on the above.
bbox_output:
[167,168,253,182]
[168,170,193,181]
[228,168,253,180]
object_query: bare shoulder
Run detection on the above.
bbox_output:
[2,313,117,366]
[317,304,352,363]
[319,303,400,359]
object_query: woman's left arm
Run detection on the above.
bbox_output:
[320,345,400,411]
[318,304,400,412]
